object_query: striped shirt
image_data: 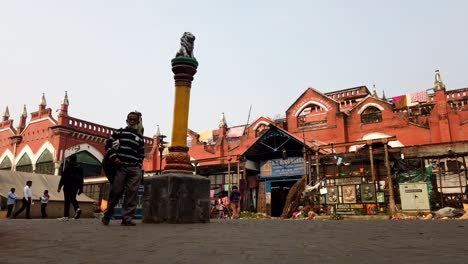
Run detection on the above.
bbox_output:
[105,127,145,167]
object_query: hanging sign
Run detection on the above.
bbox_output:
[260,157,305,177]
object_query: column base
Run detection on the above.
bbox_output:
[142,173,210,223]
[163,146,193,174]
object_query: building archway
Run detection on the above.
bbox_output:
[65,151,102,177]
[360,106,383,124]
[16,153,33,173]
[36,149,54,175]
[296,103,328,128]
[0,156,12,170]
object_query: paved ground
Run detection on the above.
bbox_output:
[1,218,467,264]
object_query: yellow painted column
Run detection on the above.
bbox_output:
[171,84,191,147]
[164,57,198,174]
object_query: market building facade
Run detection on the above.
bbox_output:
[1,70,467,216]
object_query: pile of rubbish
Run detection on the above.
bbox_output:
[239,211,270,219]
[290,205,317,220]
[391,207,467,220]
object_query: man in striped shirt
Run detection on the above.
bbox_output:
[102,112,145,226]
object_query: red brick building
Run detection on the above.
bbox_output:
[186,70,468,215]
[1,70,467,215]
[0,92,155,178]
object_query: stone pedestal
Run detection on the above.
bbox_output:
[142,173,210,223]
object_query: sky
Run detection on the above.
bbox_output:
[1,1,467,140]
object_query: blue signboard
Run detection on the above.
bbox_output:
[260,157,304,178]
[113,185,144,219]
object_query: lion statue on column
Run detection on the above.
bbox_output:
[176,32,196,59]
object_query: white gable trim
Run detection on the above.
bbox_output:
[35,141,56,163]
[253,121,271,131]
[21,117,57,135]
[294,100,329,117]
[357,103,385,115]
[0,149,14,165]
[64,143,104,162]
[15,145,35,165]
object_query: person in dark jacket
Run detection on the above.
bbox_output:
[57,154,84,220]
[229,186,241,219]
[101,111,145,226]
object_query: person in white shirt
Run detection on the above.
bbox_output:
[40,190,50,219]
[13,180,33,219]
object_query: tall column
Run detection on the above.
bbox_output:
[163,57,198,174]
[143,32,210,224]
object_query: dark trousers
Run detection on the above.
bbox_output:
[105,166,141,222]
[14,198,31,218]
[6,204,14,218]
[64,188,80,217]
[41,203,48,218]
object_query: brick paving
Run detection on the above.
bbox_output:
[1,218,467,264]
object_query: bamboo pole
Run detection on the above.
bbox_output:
[368,143,376,182]
[384,143,396,213]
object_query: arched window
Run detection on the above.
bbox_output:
[36,149,54,175]
[67,151,102,177]
[16,153,33,173]
[0,156,12,170]
[361,106,383,124]
[297,104,327,128]
[255,124,269,137]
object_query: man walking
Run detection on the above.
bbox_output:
[57,154,84,220]
[102,111,145,226]
[13,180,33,219]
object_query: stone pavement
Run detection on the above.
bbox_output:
[1,218,467,264]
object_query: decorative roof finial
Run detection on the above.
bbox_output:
[219,112,227,128]
[40,93,47,106]
[3,106,10,118]
[22,104,27,117]
[62,91,69,105]
[382,90,387,100]
[434,69,446,91]
[155,125,161,137]
[372,84,378,97]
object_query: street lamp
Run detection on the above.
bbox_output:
[157,134,167,174]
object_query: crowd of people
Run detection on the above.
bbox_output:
[4,153,84,220]
[211,185,242,219]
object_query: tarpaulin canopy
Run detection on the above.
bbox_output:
[0,170,94,202]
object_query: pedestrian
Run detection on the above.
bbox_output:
[6,188,16,218]
[57,154,84,220]
[40,190,50,219]
[229,186,241,219]
[13,180,33,219]
[218,198,225,219]
[101,111,145,226]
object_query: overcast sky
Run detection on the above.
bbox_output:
[1,1,467,140]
